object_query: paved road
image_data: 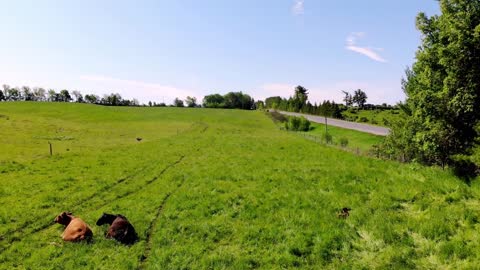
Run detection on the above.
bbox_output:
[277,111,390,136]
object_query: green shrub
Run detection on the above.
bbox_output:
[451,154,478,181]
[339,137,348,147]
[285,116,311,131]
[268,111,288,123]
[324,133,332,144]
[382,118,390,126]
[358,116,368,123]
[299,117,311,131]
[285,116,300,130]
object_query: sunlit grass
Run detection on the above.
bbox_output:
[0,102,479,269]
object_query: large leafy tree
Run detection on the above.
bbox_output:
[224,92,242,108]
[387,0,480,168]
[173,97,184,107]
[2,84,10,98]
[84,94,99,104]
[33,87,46,101]
[7,87,21,101]
[22,86,34,101]
[293,85,308,112]
[59,90,72,102]
[203,94,225,108]
[102,93,122,105]
[352,89,367,108]
[342,91,353,107]
[72,90,84,103]
[185,96,197,107]
[265,96,282,109]
[47,89,57,101]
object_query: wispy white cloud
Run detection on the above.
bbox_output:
[80,75,198,104]
[292,0,304,16]
[345,32,387,63]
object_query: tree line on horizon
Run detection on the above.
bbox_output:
[202,92,255,110]
[0,85,140,106]
[0,82,388,115]
[263,86,372,119]
[0,84,258,110]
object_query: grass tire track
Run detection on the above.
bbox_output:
[0,157,185,254]
[0,163,152,239]
[138,175,187,269]
[92,155,186,212]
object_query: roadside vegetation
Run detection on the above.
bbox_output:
[380,0,480,178]
[307,122,384,152]
[341,107,401,127]
[263,85,401,128]
[266,110,382,152]
[263,0,480,178]
[284,116,311,132]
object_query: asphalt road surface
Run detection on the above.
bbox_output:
[277,111,390,136]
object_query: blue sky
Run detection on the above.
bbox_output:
[0,0,440,105]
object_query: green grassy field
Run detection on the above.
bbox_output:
[1,102,480,269]
[341,109,402,127]
[307,123,384,152]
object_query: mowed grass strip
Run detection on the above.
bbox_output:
[1,102,480,269]
[307,122,384,152]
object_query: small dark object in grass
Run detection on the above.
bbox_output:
[337,207,351,219]
[136,137,142,142]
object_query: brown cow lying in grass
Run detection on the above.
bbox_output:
[54,211,93,242]
[96,213,138,245]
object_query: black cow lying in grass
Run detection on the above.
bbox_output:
[96,213,138,245]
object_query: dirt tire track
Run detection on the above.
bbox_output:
[0,156,185,254]
[137,175,187,269]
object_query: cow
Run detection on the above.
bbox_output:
[54,211,93,242]
[96,213,138,245]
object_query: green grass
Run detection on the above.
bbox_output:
[342,108,402,127]
[307,123,384,152]
[1,102,480,269]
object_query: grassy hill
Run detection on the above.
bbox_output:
[1,102,479,269]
